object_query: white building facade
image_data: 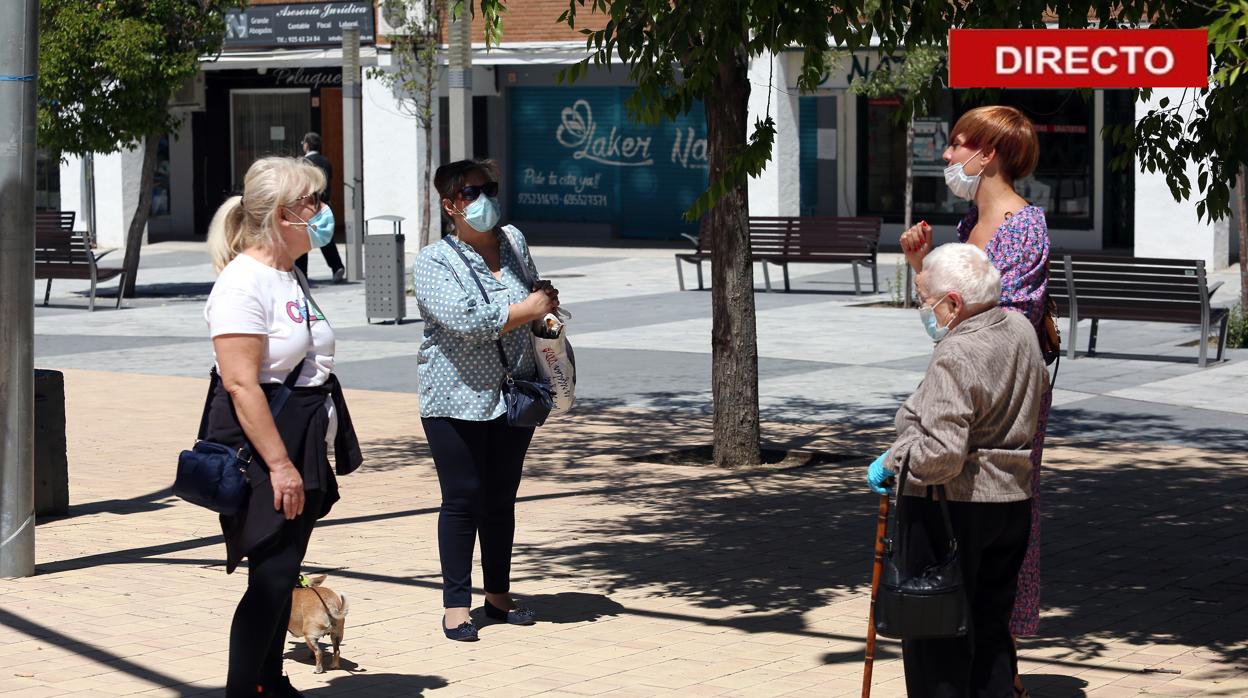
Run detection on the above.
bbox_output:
[47,3,1235,270]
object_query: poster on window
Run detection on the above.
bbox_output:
[912,118,949,176]
[508,87,708,240]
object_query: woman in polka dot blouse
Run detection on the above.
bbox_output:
[413,159,560,642]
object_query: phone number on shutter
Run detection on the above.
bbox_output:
[517,193,608,207]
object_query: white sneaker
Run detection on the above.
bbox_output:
[333,268,346,283]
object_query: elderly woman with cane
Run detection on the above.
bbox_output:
[864,243,1048,697]
[899,105,1052,696]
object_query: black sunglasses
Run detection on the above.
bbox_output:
[459,181,499,201]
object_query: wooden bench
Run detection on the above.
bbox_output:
[1049,254,1228,367]
[675,216,882,294]
[35,211,126,311]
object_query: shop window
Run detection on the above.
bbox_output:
[1102,90,1135,249]
[858,90,1096,230]
[35,148,60,212]
[151,135,171,217]
[437,96,490,165]
[229,89,310,189]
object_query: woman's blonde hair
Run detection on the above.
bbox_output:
[207,156,326,272]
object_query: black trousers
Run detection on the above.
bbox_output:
[225,489,325,696]
[899,495,1032,698]
[295,242,344,276]
[422,415,535,608]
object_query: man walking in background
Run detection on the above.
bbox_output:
[298,132,347,283]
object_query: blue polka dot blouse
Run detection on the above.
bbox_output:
[414,225,540,420]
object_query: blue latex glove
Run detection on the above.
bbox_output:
[867,450,895,494]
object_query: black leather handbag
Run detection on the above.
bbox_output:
[173,360,304,515]
[873,466,969,640]
[447,238,554,428]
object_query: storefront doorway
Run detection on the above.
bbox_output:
[194,69,347,238]
[229,89,311,190]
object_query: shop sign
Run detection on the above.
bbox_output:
[793,51,908,91]
[224,2,376,49]
[271,67,343,89]
[510,87,708,239]
[948,29,1208,89]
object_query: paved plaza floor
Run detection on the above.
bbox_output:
[3,242,1246,697]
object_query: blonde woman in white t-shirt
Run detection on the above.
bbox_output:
[204,156,362,698]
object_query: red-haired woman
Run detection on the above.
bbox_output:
[900,105,1050,698]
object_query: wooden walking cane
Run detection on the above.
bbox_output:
[862,490,892,698]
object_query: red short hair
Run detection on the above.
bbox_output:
[951,106,1040,181]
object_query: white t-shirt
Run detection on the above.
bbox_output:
[205,253,335,387]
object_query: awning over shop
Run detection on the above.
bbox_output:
[201,46,380,71]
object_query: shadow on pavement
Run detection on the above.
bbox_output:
[0,606,203,697]
[301,672,449,696]
[497,591,626,624]
[283,642,363,672]
[1047,404,1248,452]
[37,487,177,523]
[31,399,1248,683]
[1025,674,1089,697]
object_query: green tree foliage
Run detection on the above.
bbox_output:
[38,0,242,295]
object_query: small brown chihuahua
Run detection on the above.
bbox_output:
[287,574,349,673]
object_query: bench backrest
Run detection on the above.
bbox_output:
[696,216,882,256]
[1049,254,1212,323]
[752,216,881,257]
[35,211,91,267]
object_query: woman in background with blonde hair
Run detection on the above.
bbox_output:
[203,156,362,697]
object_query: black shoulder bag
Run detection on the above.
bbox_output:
[174,269,317,514]
[873,466,969,640]
[446,238,554,428]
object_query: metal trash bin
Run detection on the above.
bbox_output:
[34,369,68,516]
[365,215,407,324]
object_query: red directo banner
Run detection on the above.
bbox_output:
[948,29,1208,88]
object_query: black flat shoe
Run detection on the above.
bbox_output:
[442,616,479,641]
[484,599,537,625]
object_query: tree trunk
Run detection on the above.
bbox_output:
[1238,163,1248,311]
[120,130,162,298]
[707,49,761,468]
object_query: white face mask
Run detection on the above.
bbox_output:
[944,149,983,201]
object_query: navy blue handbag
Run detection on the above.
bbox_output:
[178,268,321,514]
[173,360,305,515]
[446,238,554,428]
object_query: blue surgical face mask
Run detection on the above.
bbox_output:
[461,195,500,233]
[306,205,335,247]
[943,149,983,201]
[919,293,954,342]
[291,204,335,248]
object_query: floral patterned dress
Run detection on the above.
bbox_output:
[958,203,1050,636]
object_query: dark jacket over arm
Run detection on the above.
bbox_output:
[204,374,361,573]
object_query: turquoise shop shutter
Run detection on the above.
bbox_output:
[799,96,818,217]
[508,86,707,240]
